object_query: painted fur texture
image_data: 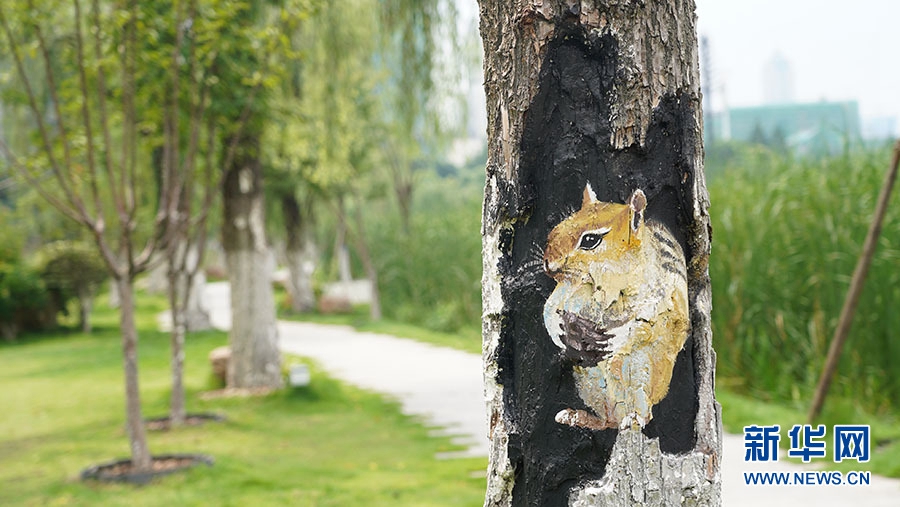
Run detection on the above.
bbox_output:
[542,184,689,430]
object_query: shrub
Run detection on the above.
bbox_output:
[0,261,50,341]
[35,241,108,333]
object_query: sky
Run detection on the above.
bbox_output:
[695,0,900,136]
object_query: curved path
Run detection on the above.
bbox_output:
[200,282,900,506]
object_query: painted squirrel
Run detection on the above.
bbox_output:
[542,184,689,431]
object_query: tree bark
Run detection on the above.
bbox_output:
[77,288,93,333]
[222,130,283,389]
[117,276,152,470]
[166,237,213,425]
[173,242,212,332]
[167,272,188,426]
[184,268,212,331]
[108,278,120,309]
[281,193,317,313]
[478,2,720,506]
[350,195,382,321]
[334,196,353,284]
[166,254,188,427]
[389,150,414,236]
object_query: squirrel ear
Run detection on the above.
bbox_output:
[629,189,646,231]
[582,183,598,207]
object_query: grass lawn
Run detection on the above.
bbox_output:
[0,296,486,506]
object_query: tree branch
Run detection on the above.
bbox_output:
[72,0,104,222]
[90,0,126,222]
[25,0,86,214]
[121,0,138,275]
[0,4,92,226]
[0,140,81,222]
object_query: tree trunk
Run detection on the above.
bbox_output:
[166,236,213,425]
[117,276,152,471]
[391,158,414,236]
[334,196,353,284]
[108,279,120,309]
[222,130,283,389]
[168,293,187,426]
[78,288,93,333]
[174,242,212,332]
[166,266,187,427]
[144,256,170,294]
[478,2,720,506]
[281,193,317,313]
[184,268,212,331]
[350,195,382,321]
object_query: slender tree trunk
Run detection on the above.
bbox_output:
[222,130,283,389]
[184,268,212,331]
[117,276,152,470]
[166,237,212,426]
[166,267,187,427]
[173,242,211,332]
[144,256,170,294]
[108,279,120,309]
[350,196,382,321]
[334,196,352,284]
[281,193,317,313]
[392,162,413,236]
[78,288,93,333]
[168,303,187,425]
[479,2,720,505]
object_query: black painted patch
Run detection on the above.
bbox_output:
[496,28,700,507]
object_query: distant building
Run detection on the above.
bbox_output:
[725,101,861,155]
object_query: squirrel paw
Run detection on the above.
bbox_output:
[554,408,613,431]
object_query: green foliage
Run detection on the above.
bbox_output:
[0,296,487,505]
[36,241,107,289]
[267,0,382,192]
[709,144,900,413]
[0,212,25,264]
[0,260,50,339]
[363,167,482,333]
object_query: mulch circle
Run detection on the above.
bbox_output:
[144,412,226,431]
[80,454,214,484]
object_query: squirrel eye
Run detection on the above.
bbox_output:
[578,232,604,250]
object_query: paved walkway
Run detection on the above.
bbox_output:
[200,282,900,506]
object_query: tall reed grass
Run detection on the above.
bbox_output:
[368,171,483,333]
[312,168,484,334]
[708,144,900,413]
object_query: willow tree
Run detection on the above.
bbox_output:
[379,0,461,233]
[479,1,721,505]
[280,0,385,318]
